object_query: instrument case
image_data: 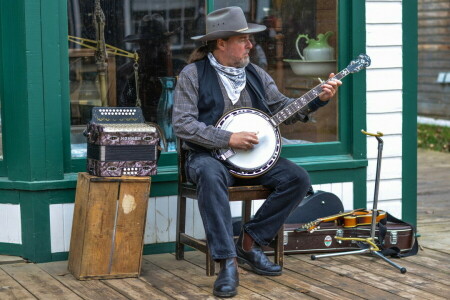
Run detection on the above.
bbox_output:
[264,222,415,255]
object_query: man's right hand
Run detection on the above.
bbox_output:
[229,132,259,150]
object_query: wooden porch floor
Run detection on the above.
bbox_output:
[1,149,449,299]
[1,249,450,299]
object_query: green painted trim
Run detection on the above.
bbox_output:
[0,173,78,191]
[20,191,52,263]
[309,166,365,183]
[352,168,367,209]
[51,252,69,262]
[49,243,193,263]
[143,242,175,255]
[0,243,22,257]
[0,190,20,204]
[206,0,214,13]
[402,1,418,226]
[339,0,367,159]
[0,1,31,180]
[0,156,365,192]
[59,0,71,174]
[0,0,66,181]
[292,156,367,171]
[41,0,64,179]
[143,242,195,255]
[0,2,5,176]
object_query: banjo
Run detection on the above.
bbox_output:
[213,54,371,178]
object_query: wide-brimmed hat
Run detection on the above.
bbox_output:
[124,14,175,43]
[191,6,266,42]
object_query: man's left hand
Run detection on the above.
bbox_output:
[319,73,342,102]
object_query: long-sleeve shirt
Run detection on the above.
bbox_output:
[172,62,328,150]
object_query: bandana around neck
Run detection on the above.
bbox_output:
[208,53,246,104]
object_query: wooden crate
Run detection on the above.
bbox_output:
[68,172,151,280]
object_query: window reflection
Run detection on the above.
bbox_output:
[68,0,337,158]
[215,0,338,144]
[68,0,205,156]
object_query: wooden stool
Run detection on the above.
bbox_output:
[175,142,284,276]
[68,172,151,280]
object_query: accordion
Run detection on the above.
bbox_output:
[85,107,160,177]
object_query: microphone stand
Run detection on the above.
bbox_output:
[310,130,407,274]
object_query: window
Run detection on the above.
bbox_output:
[68,0,205,157]
[214,0,338,144]
[67,0,338,159]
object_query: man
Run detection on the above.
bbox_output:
[172,6,341,298]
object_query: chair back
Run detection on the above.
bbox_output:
[176,138,188,184]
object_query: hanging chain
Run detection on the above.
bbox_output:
[134,53,141,107]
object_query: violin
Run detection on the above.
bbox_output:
[296,209,387,233]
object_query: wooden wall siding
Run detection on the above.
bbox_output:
[49,182,353,253]
[0,204,22,244]
[418,0,450,118]
[49,204,74,253]
[365,0,403,219]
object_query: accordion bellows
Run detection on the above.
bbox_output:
[86,107,159,177]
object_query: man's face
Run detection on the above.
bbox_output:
[218,34,253,68]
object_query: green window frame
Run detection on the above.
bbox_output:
[66,1,368,193]
[0,9,4,177]
[0,0,367,193]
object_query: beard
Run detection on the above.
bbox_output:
[234,56,250,68]
[236,56,250,68]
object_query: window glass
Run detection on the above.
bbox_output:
[68,0,337,158]
[68,0,205,156]
[215,0,338,144]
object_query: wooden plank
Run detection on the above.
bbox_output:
[38,261,128,300]
[68,173,91,276]
[49,204,65,253]
[144,197,157,244]
[77,180,119,277]
[1,263,82,299]
[0,255,24,265]
[184,251,315,299]
[390,257,450,286]
[285,256,402,299]
[267,269,363,300]
[138,256,216,299]
[63,203,74,252]
[333,255,450,299]
[145,253,267,299]
[101,277,173,300]
[156,196,170,243]
[405,248,450,272]
[111,179,150,275]
[0,267,36,300]
[419,247,450,263]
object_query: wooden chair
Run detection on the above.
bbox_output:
[175,140,284,276]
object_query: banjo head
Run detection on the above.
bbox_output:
[215,108,281,177]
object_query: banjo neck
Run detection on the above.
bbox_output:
[270,68,350,126]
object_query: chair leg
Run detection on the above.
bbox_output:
[274,226,284,268]
[176,194,186,260]
[241,200,252,224]
[206,246,216,276]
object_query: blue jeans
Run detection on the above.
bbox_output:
[186,151,310,260]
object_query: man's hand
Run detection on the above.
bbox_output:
[229,132,259,150]
[319,73,342,102]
